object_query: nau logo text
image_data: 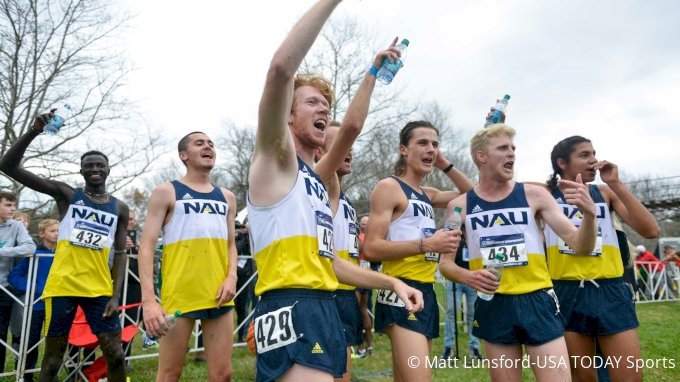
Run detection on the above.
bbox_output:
[413,203,434,219]
[183,202,227,215]
[305,178,330,207]
[343,203,356,222]
[562,205,606,220]
[470,211,528,230]
[72,208,115,227]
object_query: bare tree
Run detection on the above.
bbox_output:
[0,0,165,212]
[213,121,255,210]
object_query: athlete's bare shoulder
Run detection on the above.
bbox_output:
[115,198,130,219]
[220,187,237,207]
[149,182,176,206]
[524,181,550,192]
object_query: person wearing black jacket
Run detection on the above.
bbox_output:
[234,223,256,342]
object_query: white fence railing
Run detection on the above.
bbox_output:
[1,253,258,382]
[634,261,680,303]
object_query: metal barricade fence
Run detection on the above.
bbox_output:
[4,253,259,382]
[634,261,680,303]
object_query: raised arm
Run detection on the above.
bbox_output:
[596,160,659,239]
[0,110,74,202]
[103,200,130,318]
[423,152,475,208]
[364,179,458,262]
[532,178,597,255]
[139,184,174,338]
[215,189,238,308]
[315,38,401,182]
[249,0,342,205]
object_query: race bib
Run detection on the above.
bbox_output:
[348,223,359,258]
[316,211,334,259]
[421,228,440,262]
[376,289,405,307]
[462,248,469,262]
[480,234,528,267]
[360,260,371,269]
[558,225,602,256]
[69,221,109,251]
[255,305,297,354]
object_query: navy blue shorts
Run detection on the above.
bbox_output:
[182,305,234,319]
[44,296,121,337]
[553,277,639,336]
[356,288,371,294]
[334,289,363,346]
[375,278,439,339]
[472,288,564,346]
[254,289,346,382]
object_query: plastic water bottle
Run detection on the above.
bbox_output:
[148,310,181,341]
[377,39,409,85]
[445,206,463,231]
[477,253,504,301]
[44,103,71,135]
[484,95,510,128]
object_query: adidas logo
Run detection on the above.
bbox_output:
[556,197,564,204]
[312,343,324,354]
[410,192,418,200]
[473,320,479,327]
[407,314,417,321]
[182,193,193,200]
[74,200,85,206]
[471,205,483,213]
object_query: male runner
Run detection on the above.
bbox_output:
[140,132,237,382]
[248,1,423,380]
[0,109,129,382]
[440,124,598,382]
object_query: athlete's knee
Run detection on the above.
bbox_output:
[209,365,233,382]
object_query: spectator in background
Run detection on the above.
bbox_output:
[8,219,58,382]
[13,212,38,246]
[234,222,255,343]
[355,216,373,358]
[661,245,680,267]
[0,192,37,373]
[635,245,665,300]
[440,234,483,361]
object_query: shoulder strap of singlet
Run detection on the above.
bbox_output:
[389,176,431,204]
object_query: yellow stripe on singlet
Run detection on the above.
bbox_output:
[547,244,624,280]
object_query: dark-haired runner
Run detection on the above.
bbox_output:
[534,136,659,382]
[0,109,129,382]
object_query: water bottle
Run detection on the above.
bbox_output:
[148,310,181,341]
[477,253,504,301]
[445,206,463,231]
[377,39,409,85]
[484,95,510,128]
[44,103,72,135]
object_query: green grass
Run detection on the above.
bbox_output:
[4,295,680,381]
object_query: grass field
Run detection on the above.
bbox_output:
[3,287,680,381]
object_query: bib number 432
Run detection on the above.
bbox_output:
[254,305,297,354]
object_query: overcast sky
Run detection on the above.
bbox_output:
[122,0,680,183]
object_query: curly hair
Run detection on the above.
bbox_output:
[293,73,334,109]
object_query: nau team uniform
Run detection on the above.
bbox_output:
[375,177,439,339]
[247,157,345,382]
[333,190,363,346]
[545,185,638,336]
[43,189,121,336]
[466,183,563,346]
[160,181,233,319]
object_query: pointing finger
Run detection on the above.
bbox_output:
[576,173,583,184]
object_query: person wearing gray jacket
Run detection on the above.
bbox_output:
[0,191,37,373]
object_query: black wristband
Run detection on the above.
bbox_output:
[443,163,454,173]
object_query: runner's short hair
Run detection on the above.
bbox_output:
[470,124,516,168]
